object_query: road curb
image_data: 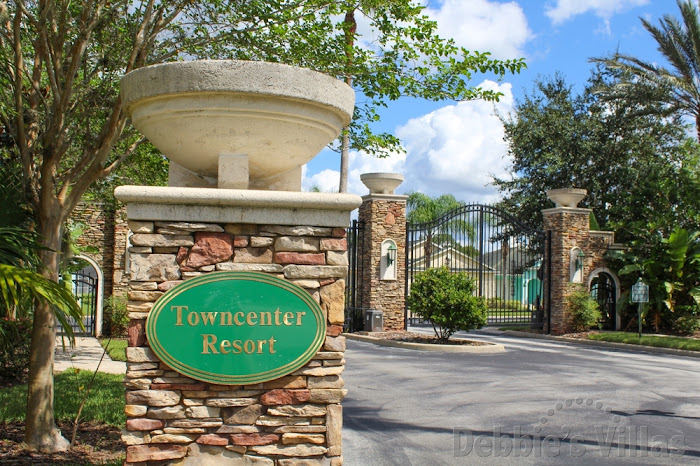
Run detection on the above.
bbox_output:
[345,333,505,353]
[496,329,700,359]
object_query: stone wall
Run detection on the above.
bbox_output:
[357,195,407,331]
[122,221,347,465]
[112,209,130,298]
[71,202,129,299]
[588,231,617,273]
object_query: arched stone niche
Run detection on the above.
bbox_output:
[569,247,584,283]
[380,239,398,281]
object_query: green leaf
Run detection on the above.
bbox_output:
[619,264,642,275]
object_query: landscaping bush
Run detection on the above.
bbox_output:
[104,295,128,337]
[673,315,700,335]
[407,266,487,342]
[566,286,602,332]
[485,297,523,311]
[672,306,700,335]
[0,317,32,382]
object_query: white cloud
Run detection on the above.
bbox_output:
[302,148,406,196]
[303,167,340,193]
[347,149,407,196]
[424,0,532,59]
[303,80,514,204]
[397,80,514,203]
[545,0,649,25]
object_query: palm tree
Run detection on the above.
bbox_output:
[406,192,465,224]
[406,192,476,267]
[0,227,82,338]
[593,0,700,140]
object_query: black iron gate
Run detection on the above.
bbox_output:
[344,220,365,332]
[591,273,616,330]
[406,204,549,329]
[63,270,97,336]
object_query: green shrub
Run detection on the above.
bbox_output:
[486,297,523,311]
[0,317,32,382]
[104,295,128,337]
[566,287,602,332]
[407,266,487,342]
[673,311,700,335]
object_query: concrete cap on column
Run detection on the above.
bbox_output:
[546,188,587,208]
[360,173,404,195]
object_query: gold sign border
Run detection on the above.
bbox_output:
[145,271,327,385]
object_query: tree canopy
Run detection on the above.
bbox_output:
[493,68,700,244]
[406,192,465,225]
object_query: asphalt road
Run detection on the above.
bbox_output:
[342,331,700,465]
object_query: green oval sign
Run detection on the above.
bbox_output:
[146,271,326,385]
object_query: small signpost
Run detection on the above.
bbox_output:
[631,278,649,338]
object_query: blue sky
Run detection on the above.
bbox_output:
[302,0,674,202]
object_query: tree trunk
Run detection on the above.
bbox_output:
[24,199,69,452]
[339,125,350,193]
[339,9,356,194]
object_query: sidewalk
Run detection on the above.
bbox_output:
[54,336,126,374]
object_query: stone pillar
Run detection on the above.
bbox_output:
[357,173,407,331]
[115,186,360,465]
[543,188,627,335]
[543,206,591,335]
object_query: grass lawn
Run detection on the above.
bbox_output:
[588,332,700,351]
[0,369,125,426]
[77,292,95,316]
[99,338,127,362]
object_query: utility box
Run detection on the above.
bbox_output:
[364,309,384,332]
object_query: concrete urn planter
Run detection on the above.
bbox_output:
[120,60,355,190]
[360,173,404,195]
[546,188,587,208]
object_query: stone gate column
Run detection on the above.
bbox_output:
[116,59,359,465]
[542,188,626,334]
[542,189,592,335]
[357,173,407,331]
[115,186,361,465]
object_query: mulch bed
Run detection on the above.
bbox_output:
[358,330,489,345]
[0,421,124,465]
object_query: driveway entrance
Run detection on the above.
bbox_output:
[342,332,700,464]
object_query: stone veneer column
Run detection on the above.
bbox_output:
[542,207,591,335]
[357,194,407,331]
[115,186,360,466]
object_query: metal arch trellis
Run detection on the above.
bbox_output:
[405,203,549,329]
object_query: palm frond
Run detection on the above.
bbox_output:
[0,264,83,339]
[591,0,700,138]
